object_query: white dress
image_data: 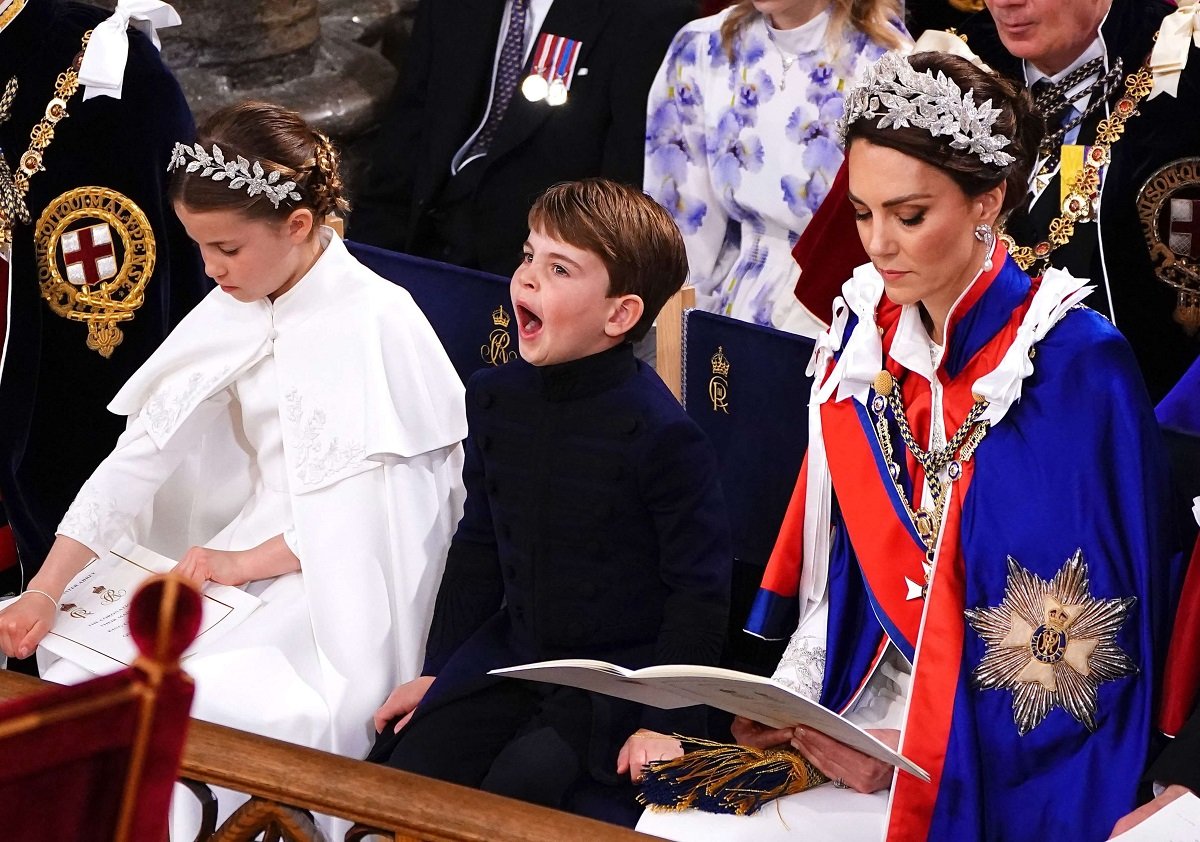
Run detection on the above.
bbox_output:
[645,8,902,334]
[43,230,467,830]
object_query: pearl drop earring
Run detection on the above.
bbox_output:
[974,223,995,272]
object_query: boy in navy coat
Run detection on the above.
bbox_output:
[369,178,731,825]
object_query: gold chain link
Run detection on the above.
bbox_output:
[997,61,1154,274]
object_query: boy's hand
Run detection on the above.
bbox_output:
[373,675,435,733]
[0,594,56,659]
[616,729,684,782]
[731,715,794,749]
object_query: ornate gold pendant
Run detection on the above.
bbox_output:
[965,550,1137,735]
[34,186,156,357]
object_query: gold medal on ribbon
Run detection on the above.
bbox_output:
[1059,145,1103,221]
[35,186,155,357]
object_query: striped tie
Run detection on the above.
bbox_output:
[468,0,529,159]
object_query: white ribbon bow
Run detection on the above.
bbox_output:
[1150,0,1200,99]
[78,0,181,101]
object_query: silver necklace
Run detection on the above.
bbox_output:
[764,27,797,91]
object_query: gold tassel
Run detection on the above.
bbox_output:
[638,736,830,816]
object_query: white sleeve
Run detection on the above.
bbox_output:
[57,389,234,558]
[770,594,829,703]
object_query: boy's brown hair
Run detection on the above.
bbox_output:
[527,179,687,342]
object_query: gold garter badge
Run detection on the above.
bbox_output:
[1137,157,1200,334]
[964,551,1137,735]
[34,186,155,357]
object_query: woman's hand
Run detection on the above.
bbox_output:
[731,715,795,749]
[0,592,57,659]
[790,727,899,793]
[373,675,435,734]
[174,546,250,587]
[1108,784,1192,838]
[616,729,684,782]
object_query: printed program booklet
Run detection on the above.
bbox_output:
[490,659,928,781]
[0,544,260,674]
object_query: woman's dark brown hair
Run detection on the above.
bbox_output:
[843,52,1044,217]
[169,100,349,222]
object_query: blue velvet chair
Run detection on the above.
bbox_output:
[681,310,816,681]
[346,240,518,383]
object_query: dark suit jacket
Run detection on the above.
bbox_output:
[411,343,731,778]
[964,0,1200,401]
[350,0,698,275]
[1149,703,1200,794]
[0,0,207,581]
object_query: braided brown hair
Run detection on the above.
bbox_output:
[169,100,350,222]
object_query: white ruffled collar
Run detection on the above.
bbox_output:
[810,255,1093,427]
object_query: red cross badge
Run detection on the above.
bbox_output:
[35,186,155,357]
[1137,158,1200,334]
[60,222,118,286]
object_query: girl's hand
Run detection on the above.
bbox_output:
[0,592,57,658]
[173,546,249,587]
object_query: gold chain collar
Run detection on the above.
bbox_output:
[0,0,26,33]
[998,61,1155,274]
[0,30,90,249]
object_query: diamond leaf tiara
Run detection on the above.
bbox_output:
[167,142,302,208]
[838,52,1016,168]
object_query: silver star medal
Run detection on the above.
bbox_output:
[964,550,1137,735]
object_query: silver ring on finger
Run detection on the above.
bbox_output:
[833,778,850,789]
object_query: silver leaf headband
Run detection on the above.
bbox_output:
[167,142,302,208]
[838,52,1016,168]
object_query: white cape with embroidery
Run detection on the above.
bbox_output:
[45,229,467,764]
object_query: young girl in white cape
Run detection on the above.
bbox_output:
[0,101,467,823]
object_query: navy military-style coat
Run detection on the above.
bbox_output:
[417,343,731,775]
[0,0,207,584]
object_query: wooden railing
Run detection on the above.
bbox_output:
[0,671,657,842]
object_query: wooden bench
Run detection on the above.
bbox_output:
[0,671,657,842]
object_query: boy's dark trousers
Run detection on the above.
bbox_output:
[368,678,640,825]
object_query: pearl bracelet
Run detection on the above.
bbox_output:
[21,589,58,610]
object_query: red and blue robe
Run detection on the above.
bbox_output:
[748,252,1183,841]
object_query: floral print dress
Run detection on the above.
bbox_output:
[645,8,903,333]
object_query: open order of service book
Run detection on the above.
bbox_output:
[490,660,929,781]
[0,544,260,674]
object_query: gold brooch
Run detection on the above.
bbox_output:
[965,550,1137,735]
[34,186,155,357]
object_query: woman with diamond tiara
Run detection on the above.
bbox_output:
[636,52,1183,842]
[644,0,908,336]
[0,101,466,803]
